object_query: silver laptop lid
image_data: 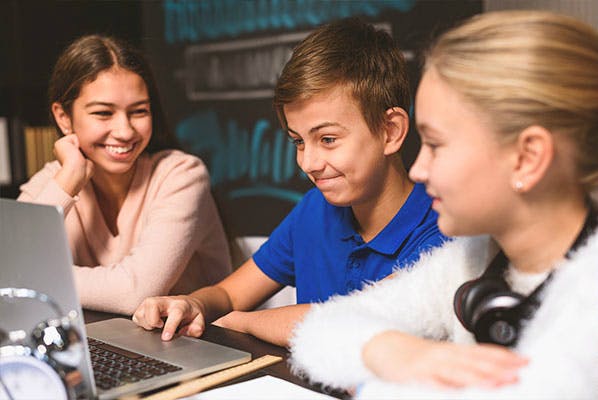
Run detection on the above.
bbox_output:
[1,199,251,399]
[0,198,96,399]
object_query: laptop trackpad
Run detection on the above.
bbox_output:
[86,318,250,368]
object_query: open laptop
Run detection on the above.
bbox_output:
[0,198,251,399]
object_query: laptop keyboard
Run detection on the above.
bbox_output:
[88,337,183,391]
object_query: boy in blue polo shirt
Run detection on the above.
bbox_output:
[133,18,446,346]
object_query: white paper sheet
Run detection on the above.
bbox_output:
[182,375,337,400]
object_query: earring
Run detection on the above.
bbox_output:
[514,181,524,192]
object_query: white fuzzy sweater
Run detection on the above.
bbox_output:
[290,232,598,399]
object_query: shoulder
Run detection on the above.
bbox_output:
[138,150,212,201]
[538,227,598,303]
[145,150,209,181]
[19,160,62,189]
[295,187,340,211]
[541,228,598,299]
[396,235,495,281]
[32,160,62,178]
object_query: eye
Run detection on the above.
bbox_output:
[130,107,150,117]
[288,136,304,148]
[91,110,112,117]
[422,141,439,155]
[321,137,336,145]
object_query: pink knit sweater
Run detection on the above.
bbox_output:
[18,150,232,314]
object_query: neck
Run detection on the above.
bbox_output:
[91,164,136,213]
[352,160,414,242]
[494,197,589,274]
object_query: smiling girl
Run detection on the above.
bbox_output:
[18,35,231,315]
[289,10,598,399]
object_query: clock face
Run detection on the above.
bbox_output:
[0,355,67,400]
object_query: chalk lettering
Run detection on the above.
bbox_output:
[176,110,307,202]
[164,0,416,43]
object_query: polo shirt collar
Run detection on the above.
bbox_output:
[370,183,432,254]
[339,183,433,255]
[338,206,359,242]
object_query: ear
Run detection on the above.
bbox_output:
[511,125,554,192]
[382,107,409,156]
[51,102,73,135]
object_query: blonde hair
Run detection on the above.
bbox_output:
[425,10,598,196]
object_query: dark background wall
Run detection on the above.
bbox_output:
[0,0,482,238]
[0,0,144,197]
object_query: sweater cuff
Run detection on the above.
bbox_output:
[289,303,395,390]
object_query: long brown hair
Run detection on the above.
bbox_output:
[48,34,178,153]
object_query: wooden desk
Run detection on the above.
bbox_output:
[83,310,347,399]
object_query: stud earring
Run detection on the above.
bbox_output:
[514,181,524,192]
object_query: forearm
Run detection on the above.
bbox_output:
[290,300,393,390]
[362,330,424,382]
[216,304,311,347]
[18,164,78,214]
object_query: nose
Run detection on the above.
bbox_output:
[297,144,325,175]
[408,147,429,183]
[111,112,135,141]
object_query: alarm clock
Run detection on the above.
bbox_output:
[0,288,84,400]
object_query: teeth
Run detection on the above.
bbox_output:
[106,144,133,154]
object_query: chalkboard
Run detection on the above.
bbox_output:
[141,0,482,238]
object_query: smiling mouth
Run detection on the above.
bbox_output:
[104,144,134,154]
[313,176,336,184]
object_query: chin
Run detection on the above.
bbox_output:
[439,220,483,238]
[98,163,136,177]
[321,193,351,207]
[437,218,460,237]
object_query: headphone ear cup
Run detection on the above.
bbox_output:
[471,291,525,346]
[454,278,509,331]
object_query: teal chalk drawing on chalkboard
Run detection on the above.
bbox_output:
[163,0,416,43]
[176,110,307,203]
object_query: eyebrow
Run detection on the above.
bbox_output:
[287,122,347,136]
[84,99,150,108]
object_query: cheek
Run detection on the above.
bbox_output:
[429,156,471,197]
[136,119,153,138]
[295,151,303,169]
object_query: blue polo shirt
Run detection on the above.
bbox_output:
[252,183,446,303]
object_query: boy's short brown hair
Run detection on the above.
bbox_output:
[274,17,410,136]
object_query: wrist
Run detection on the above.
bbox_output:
[54,167,84,197]
[187,295,207,318]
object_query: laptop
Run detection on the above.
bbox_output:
[0,198,251,399]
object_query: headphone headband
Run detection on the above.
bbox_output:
[0,287,66,319]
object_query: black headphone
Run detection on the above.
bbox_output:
[0,288,85,393]
[454,208,597,347]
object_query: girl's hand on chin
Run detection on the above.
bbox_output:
[53,134,94,196]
